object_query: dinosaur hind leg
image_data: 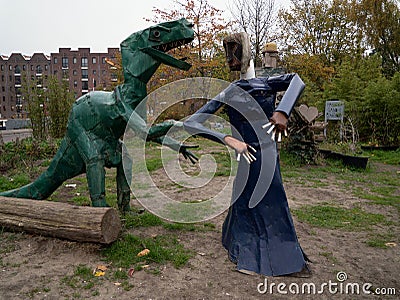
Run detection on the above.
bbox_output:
[0,138,85,199]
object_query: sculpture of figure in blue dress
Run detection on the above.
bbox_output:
[184,32,310,276]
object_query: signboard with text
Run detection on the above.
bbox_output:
[325,100,344,121]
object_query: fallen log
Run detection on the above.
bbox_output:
[0,196,121,244]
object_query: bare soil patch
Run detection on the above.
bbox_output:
[0,162,399,299]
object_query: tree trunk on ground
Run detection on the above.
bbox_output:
[0,196,121,244]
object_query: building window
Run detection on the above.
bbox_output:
[54,57,58,64]
[81,57,88,68]
[102,57,106,64]
[36,65,42,74]
[9,65,12,71]
[15,77,21,85]
[1,75,4,82]
[0,65,3,71]
[23,65,26,71]
[74,80,78,87]
[73,57,77,64]
[62,57,69,68]
[73,70,77,76]
[14,65,21,74]
[82,69,88,79]
[92,57,97,64]
[93,70,96,75]
[45,64,48,71]
[82,81,88,90]
[2,86,4,92]
[62,69,69,79]
[31,65,34,71]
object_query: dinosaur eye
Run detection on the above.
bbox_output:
[153,30,161,38]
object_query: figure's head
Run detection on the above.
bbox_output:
[223,32,251,74]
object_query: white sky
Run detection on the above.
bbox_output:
[1,0,291,56]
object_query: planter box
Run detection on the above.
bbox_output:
[318,149,369,169]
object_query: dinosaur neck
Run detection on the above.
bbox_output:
[119,55,161,107]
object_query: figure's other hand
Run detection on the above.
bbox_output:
[262,112,289,142]
[179,144,199,164]
[270,111,288,132]
[224,136,256,164]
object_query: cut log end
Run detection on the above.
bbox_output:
[101,208,122,244]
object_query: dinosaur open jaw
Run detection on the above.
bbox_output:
[153,38,193,52]
[142,38,193,71]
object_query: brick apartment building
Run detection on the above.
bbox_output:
[0,47,119,121]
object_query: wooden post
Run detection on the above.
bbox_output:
[0,196,121,244]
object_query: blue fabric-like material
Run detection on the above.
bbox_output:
[184,74,308,276]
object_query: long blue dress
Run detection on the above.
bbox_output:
[184,74,309,276]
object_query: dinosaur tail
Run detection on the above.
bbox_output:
[0,137,84,200]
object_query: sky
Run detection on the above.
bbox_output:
[1,0,291,56]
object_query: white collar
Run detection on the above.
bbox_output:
[240,59,255,80]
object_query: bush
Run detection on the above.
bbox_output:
[362,73,400,145]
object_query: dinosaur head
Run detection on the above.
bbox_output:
[141,18,194,71]
[121,18,194,83]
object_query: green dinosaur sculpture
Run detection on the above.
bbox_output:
[0,18,196,212]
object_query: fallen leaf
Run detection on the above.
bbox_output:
[94,271,105,277]
[128,268,135,277]
[385,242,397,247]
[96,265,108,271]
[114,282,122,286]
[141,264,150,269]
[137,248,150,257]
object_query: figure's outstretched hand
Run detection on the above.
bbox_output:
[223,136,257,164]
[179,144,199,164]
[262,111,289,142]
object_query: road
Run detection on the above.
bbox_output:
[0,129,32,143]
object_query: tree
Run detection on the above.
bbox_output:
[22,74,75,140]
[276,0,364,63]
[46,76,75,139]
[21,73,47,140]
[147,0,233,93]
[356,0,400,77]
[228,0,276,67]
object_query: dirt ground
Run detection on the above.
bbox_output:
[0,161,399,300]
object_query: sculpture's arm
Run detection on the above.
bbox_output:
[118,97,198,163]
[183,97,227,144]
[119,99,176,140]
[263,74,305,139]
[183,89,257,164]
[268,73,305,118]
